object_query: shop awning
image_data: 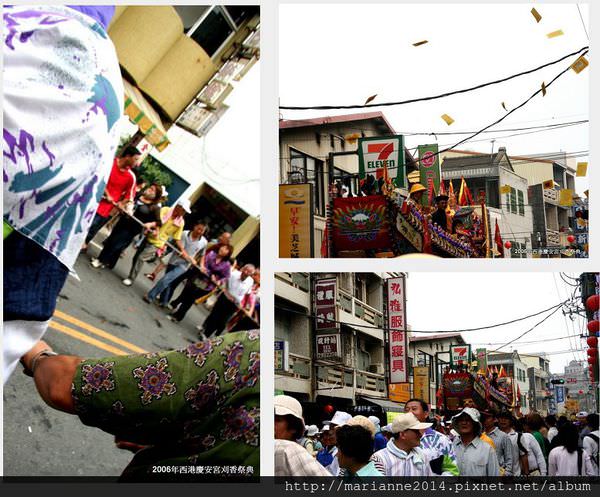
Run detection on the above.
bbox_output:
[359,396,405,412]
[123,79,170,152]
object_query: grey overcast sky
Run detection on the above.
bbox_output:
[405,272,589,374]
[279,3,589,193]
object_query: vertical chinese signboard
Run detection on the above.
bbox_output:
[413,366,430,403]
[279,184,313,258]
[387,276,407,383]
[358,135,406,188]
[274,340,289,372]
[418,144,441,207]
[315,277,341,360]
[476,348,488,373]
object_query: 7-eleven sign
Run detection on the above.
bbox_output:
[450,345,471,366]
[358,135,406,188]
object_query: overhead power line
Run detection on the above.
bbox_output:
[275,301,565,334]
[280,46,589,110]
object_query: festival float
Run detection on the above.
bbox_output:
[438,365,520,417]
[326,180,492,258]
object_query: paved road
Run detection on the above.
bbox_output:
[3,240,211,477]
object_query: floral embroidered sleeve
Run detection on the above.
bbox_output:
[71,330,260,477]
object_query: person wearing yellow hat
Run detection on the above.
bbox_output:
[408,183,427,204]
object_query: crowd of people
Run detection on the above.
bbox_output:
[80,144,260,337]
[275,394,599,478]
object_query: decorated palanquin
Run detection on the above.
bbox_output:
[441,367,518,417]
[328,194,490,258]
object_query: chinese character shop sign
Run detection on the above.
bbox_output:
[387,276,407,383]
[315,278,338,330]
[316,334,340,359]
[279,184,313,258]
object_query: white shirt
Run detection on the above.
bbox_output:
[227,270,254,304]
[547,426,558,443]
[508,431,547,475]
[274,440,331,477]
[582,430,599,467]
[371,440,433,476]
[548,446,597,476]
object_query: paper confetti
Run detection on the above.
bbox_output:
[571,55,589,74]
[501,102,507,111]
[547,29,564,38]
[543,179,555,190]
[500,185,511,194]
[441,114,454,126]
[576,162,588,177]
[413,40,428,47]
[531,8,542,23]
[559,189,574,207]
[541,82,547,96]
[364,94,377,105]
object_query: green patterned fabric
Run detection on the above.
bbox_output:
[71,330,260,480]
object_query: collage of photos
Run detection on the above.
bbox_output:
[1,0,598,492]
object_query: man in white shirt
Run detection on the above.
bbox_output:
[274,395,331,476]
[144,222,208,306]
[498,412,546,476]
[371,412,434,476]
[202,263,256,338]
[582,413,599,470]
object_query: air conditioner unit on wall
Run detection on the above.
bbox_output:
[369,363,384,375]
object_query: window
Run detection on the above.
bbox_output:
[333,167,359,197]
[509,187,517,214]
[290,148,325,216]
[517,189,525,216]
[186,5,257,59]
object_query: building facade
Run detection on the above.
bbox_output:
[520,353,551,415]
[279,112,416,256]
[440,148,534,258]
[487,351,531,413]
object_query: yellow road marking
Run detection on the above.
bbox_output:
[48,321,128,356]
[53,309,147,354]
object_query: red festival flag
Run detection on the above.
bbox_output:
[494,220,504,257]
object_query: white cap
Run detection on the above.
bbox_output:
[391,412,432,433]
[347,415,377,437]
[577,411,589,418]
[321,424,330,432]
[306,425,319,436]
[177,198,191,213]
[382,423,393,433]
[325,411,352,427]
[368,415,381,427]
[274,395,303,421]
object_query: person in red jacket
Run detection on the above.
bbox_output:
[82,145,141,251]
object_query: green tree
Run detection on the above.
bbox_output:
[138,155,173,188]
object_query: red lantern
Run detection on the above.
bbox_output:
[567,235,576,243]
[589,356,598,364]
[586,295,600,312]
[588,336,598,347]
[504,241,512,249]
[587,348,597,357]
[323,404,335,416]
[588,320,600,334]
[578,390,584,394]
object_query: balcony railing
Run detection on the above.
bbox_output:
[279,353,311,380]
[356,369,386,394]
[338,289,384,328]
